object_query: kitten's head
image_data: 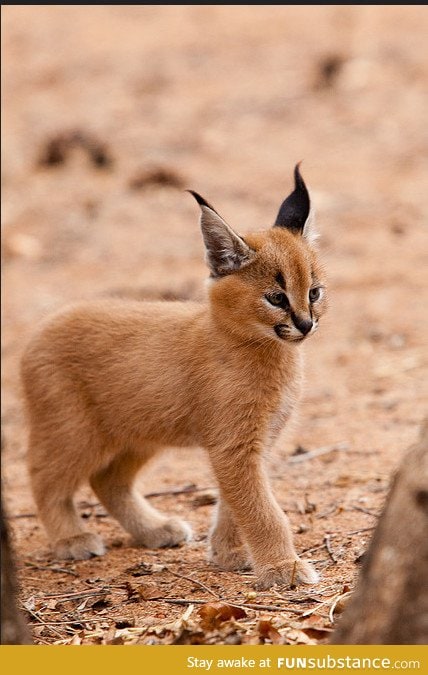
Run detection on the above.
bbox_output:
[189,165,327,345]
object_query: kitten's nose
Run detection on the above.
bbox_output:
[292,314,313,336]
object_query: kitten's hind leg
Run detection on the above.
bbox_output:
[29,446,105,561]
[209,495,252,571]
[90,451,192,548]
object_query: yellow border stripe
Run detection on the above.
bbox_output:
[1,645,427,675]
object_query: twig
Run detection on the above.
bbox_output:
[316,505,338,520]
[77,486,217,502]
[28,617,126,626]
[301,541,329,555]
[144,597,212,607]
[302,527,375,556]
[145,485,216,499]
[346,526,375,536]
[168,571,219,599]
[301,594,340,618]
[24,561,79,577]
[348,505,378,517]
[147,597,303,614]
[324,535,338,563]
[272,588,322,605]
[235,602,302,614]
[40,589,110,601]
[288,442,349,464]
[11,486,217,520]
[25,608,65,639]
[328,591,353,625]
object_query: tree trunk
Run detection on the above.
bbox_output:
[332,423,428,644]
[1,495,32,644]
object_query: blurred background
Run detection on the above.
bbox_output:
[1,5,427,643]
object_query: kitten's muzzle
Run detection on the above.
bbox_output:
[291,313,313,336]
[274,316,314,341]
[274,324,291,340]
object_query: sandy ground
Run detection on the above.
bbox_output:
[2,6,428,645]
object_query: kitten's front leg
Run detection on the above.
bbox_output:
[209,495,252,571]
[209,447,319,589]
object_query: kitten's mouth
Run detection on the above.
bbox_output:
[274,324,314,342]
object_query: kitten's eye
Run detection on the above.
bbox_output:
[309,287,322,303]
[267,291,289,307]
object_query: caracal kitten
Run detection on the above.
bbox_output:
[21,165,327,589]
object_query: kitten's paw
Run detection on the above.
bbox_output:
[209,525,252,571]
[136,518,192,549]
[256,558,319,590]
[210,544,252,571]
[54,533,106,560]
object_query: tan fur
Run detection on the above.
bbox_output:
[21,181,327,589]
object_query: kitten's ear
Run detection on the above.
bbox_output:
[188,191,255,277]
[273,164,316,241]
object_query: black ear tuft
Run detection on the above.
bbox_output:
[187,190,220,216]
[273,164,311,235]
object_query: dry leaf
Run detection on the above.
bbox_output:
[125,562,155,577]
[109,636,125,645]
[23,596,36,612]
[136,582,162,600]
[286,628,317,645]
[32,626,46,638]
[160,603,196,637]
[197,602,247,630]
[171,629,205,645]
[124,581,160,602]
[300,625,334,640]
[257,618,282,644]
